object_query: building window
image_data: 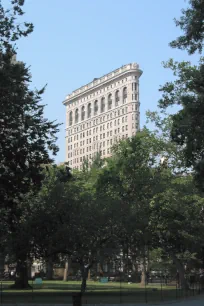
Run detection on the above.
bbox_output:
[81,106,85,121]
[123,87,127,103]
[69,112,73,126]
[108,94,112,110]
[94,100,98,116]
[75,108,79,123]
[87,103,91,118]
[101,97,105,113]
[115,90,120,106]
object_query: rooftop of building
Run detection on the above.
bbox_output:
[63,62,142,104]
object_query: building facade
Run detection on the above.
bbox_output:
[63,62,142,170]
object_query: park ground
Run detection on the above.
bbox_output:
[0,280,203,304]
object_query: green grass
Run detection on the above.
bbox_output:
[0,280,201,304]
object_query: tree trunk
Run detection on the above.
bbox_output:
[46,258,53,280]
[63,257,71,281]
[12,259,31,289]
[171,254,189,289]
[122,245,128,281]
[88,269,91,280]
[99,255,104,277]
[140,252,147,286]
[80,265,89,295]
[0,253,4,276]
[140,266,146,286]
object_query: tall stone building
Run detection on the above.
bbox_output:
[63,63,142,170]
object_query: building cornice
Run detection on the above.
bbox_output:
[63,63,142,105]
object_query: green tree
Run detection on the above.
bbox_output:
[96,131,166,285]
[150,173,204,288]
[0,0,60,288]
[158,59,204,189]
[157,0,204,188]
[170,0,204,54]
[29,161,114,303]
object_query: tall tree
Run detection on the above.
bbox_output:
[157,0,204,189]
[150,173,204,288]
[0,0,60,288]
[96,131,166,284]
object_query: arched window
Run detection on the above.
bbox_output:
[94,100,98,115]
[87,103,91,118]
[115,90,120,107]
[69,111,73,126]
[81,106,85,121]
[108,94,112,110]
[101,97,105,113]
[123,87,127,103]
[75,108,79,123]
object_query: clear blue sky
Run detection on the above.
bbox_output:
[7,0,199,163]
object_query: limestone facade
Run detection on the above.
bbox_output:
[63,63,143,169]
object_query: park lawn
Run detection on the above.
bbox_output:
[0,280,198,304]
[1,280,177,291]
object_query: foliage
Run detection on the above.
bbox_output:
[0,0,60,221]
[170,0,204,54]
[0,0,61,288]
[156,0,204,189]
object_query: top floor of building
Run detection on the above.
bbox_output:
[63,63,142,127]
